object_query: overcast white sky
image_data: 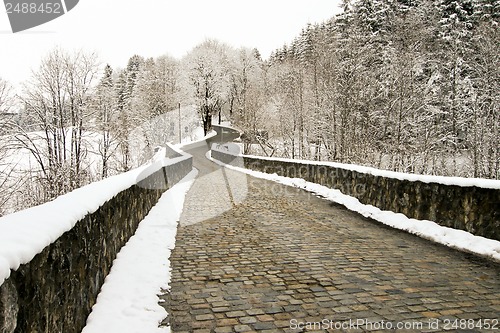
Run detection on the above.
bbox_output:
[0,0,342,87]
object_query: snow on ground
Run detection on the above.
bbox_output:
[81,169,197,333]
[208,149,500,262]
[0,146,191,285]
[0,129,119,215]
[184,126,205,143]
[211,142,241,155]
[176,125,209,147]
[1,129,105,175]
[176,130,217,150]
[217,121,243,134]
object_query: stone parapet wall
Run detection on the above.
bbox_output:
[211,150,499,241]
[0,145,193,333]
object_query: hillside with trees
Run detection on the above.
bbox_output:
[0,0,498,215]
[258,0,499,179]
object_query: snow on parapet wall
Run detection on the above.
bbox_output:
[209,154,500,262]
[176,130,217,150]
[211,142,241,156]
[0,144,191,286]
[210,145,500,261]
[211,144,500,189]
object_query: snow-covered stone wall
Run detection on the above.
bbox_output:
[0,144,193,333]
[212,149,500,241]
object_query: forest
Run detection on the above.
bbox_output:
[0,0,498,215]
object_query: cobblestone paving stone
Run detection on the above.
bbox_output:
[161,144,500,333]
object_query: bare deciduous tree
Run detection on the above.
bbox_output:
[16,48,100,201]
[183,40,231,135]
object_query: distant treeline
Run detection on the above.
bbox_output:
[260,0,498,179]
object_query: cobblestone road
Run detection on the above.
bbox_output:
[161,141,500,333]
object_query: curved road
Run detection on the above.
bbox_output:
[162,127,500,333]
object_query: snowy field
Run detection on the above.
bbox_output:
[209,145,500,262]
[0,130,119,216]
[0,105,204,215]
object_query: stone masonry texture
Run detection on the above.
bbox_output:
[0,146,192,333]
[163,143,500,333]
[212,151,500,241]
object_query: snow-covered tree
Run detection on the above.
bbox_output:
[129,55,182,154]
[183,40,232,135]
[473,0,500,23]
[93,64,117,178]
[114,55,144,171]
[259,0,498,179]
[467,22,499,178]
[0,77,14,115]
[16,48,100,200]
[0,77,18,215]
[228,48,268,153]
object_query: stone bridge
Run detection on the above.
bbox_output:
[163,127,499,333]
[0,125,499,333]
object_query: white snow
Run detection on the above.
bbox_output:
[176,130,217,150]
[81,169,197,333]
[181,126,205,144]
[211,144,500,189]
[0,144,192,286]
[209,150,500,262]
[1,129,110,175]
[215,121,243,134]
[211,142,241,155]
